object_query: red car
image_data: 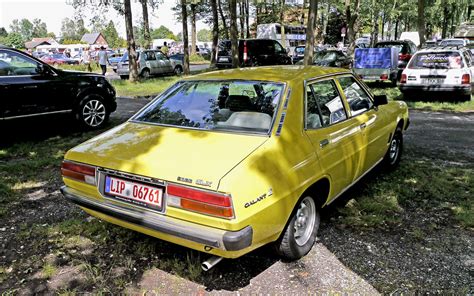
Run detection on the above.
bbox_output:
[41,54,79,65]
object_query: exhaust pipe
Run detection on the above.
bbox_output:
[201,256,223,271]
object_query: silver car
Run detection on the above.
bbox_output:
[116,50,183,79]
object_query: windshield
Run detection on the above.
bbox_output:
[133,80,285,134]
[409,52,464,69]
[295,47,305,54]
[314,51,338,62]
[439,40,464,46]
[375,43,406,54]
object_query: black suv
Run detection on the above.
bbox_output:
[216,39,292,68]
[0,46,116,129]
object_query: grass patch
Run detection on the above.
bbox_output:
[189,53,210,64]
[56,63,102,73]
[42,263,57,279]
[338,151,473,229]
[111,77,179,97]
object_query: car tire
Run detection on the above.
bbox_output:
[275,195,320,260]
[461,94,471,102]
[140,68,150,79]
[120,75,128,80]
[76,94,109,129]
[174,65,183,76]
[382,126,403,170]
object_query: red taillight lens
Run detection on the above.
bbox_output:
[61,161,96,185]
[380,74,388,80]
[167,184,234,218]
[243,41,248,62]
[399,54,411,61]
[400,74,407,84]
[461,74,470,85]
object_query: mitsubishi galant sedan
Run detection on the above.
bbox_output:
[61,66,409,262]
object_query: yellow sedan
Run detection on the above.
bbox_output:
[61,66,409,267]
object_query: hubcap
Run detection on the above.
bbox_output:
[83,99,106,127]
[293,197,317,246]
[389,138,399,164]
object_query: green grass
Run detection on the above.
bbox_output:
[56,63,102,73]
[111,77,179,97]
[189,53,210,64]
[338,151,474,229]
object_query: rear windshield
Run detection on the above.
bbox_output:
[375,43,408,54]
[439,40,464,46]
[408,52,464,69]
[295,47,305,54]
[133,80,285,134]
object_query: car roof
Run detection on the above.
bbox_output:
[183,66,350,83]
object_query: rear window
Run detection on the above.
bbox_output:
[133,80,285,134]
[375,42,408,54]
[439,40,464,46]
[295,47,305,54]
[408,52,464,69]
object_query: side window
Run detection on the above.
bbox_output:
[306,79,347,129]
[274,41,284,54]
[338,76,373,116]
[462,52,471,67]
[145,51,156,61]
[156,51,166,60]
[0,50,40,76]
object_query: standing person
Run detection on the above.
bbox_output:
[82,47,92,72]
[98,46,110,75]
[161,41,169,56]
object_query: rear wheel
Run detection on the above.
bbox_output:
[275,196,320,260]
[383,126,403,170]
[76,94,109,129]
[120,75,128,80]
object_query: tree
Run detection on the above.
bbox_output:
[151,25,176,40]
[32,19,48,38]
[124,0,139,82]
[229,0,239,68]
[218,0,229,39]
[210,0,219,67]
[190,3,197,55]
[345,0,360,56]
[180,0,190,75]
[0,27,7,37]
[5,32,24,48]
[139,0,151,49]
[60,18,88,41]
[304,0,317,66]
[10,19,34,42]
[197,29,212,42]
[417,0,426,46]
[103,21,121,48]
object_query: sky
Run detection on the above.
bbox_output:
[0,0,207,38]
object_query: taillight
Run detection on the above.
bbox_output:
[61,161,96,185]
[167,184,234,219]
[243,41,248,63]
[461,74,470,85]
[380,74,388,80]
[400,74,407,84]
[399,54,411,61]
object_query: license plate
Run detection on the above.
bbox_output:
[364,76,379,80]
[422,78,443,85]
[218,57,229,62]
[104,176,163,211]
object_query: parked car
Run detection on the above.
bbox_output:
[374,40,418,77]
[296,49,352,69]
[60,66,409,267]
[292,45,306,64]
[439,38,469,47]
[109,53,124,72]
[216,39,292,68]
[41,53,80,65]
[399,47,474,101]
[116,50,182,79]
[0,46,116,128]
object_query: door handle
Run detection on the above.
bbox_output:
[360,122,367,129]
[320,139,329,148]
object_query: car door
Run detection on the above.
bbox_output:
[336,75,391,176]
[156,51,173,74]
[304,78,364,199]
[0,49,68,118]
[143,51,158,75]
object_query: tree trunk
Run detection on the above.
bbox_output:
[442,3,449,39]
[304,0,317,65]
[345,0,360,56]
[395,17,399,39]
[450,3,456,37]
[280,0,286,50]
[417,0,425,47]
[370,0,379,47]
[190,4,197,55]
[245,0,250,38]
[210,0,219,67]
[381,13,386,41]
[218,0,229,39]
[239,1,245,39]
[140,0,151,49]
[229,0,239,68]
[181,0,190,75]
[124,0,139,82]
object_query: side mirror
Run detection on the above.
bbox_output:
[373,94,388,106]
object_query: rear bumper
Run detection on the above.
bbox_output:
[60,186,253,252]
[399,84,472,95]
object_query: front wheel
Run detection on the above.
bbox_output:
[275,196,320,260]
[140,68,150,79]
[76,95,109,129]
[174,65,183,76]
